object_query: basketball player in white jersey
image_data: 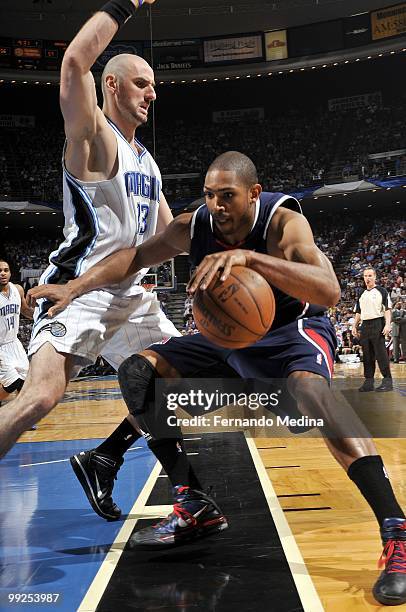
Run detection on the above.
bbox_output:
[0,261,33,400]
[0,0,194,515]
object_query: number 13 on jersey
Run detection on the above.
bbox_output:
[137,202,149,234]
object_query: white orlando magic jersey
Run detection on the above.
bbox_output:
[41,118,162,297]
[0,283,21,344]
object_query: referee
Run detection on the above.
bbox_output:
[352,267,393,392]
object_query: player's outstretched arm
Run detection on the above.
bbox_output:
[60,0,153,143]
[27,213,192,316]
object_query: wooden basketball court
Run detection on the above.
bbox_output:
[11,363,406,610]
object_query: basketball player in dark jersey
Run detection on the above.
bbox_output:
[28,152,406,606]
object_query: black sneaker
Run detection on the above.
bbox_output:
[359,380,374,392]
[373,518,406,606]
[70,450,123,521]
[131,485,228,547]
[375,378,393,392]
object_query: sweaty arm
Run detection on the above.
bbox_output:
[190,208,340,306]
[250,210,341,307]
[27,214,193,315]
[60,12,120,144]
[60,1,150,174]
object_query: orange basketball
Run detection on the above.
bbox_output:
[192,265,275,349]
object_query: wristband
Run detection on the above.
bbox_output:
[101,0,143,27]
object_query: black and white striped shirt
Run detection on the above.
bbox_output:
[354,286,391,321]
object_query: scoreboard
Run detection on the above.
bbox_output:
[0,38,68,70]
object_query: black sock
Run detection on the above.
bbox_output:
[95,418,141,459]
[148,438,202,490]
[348,455,405,527]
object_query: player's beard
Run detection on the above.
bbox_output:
[119,97,149,127]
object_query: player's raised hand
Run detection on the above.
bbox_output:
[27,283,77,317]
[187,249,249,294]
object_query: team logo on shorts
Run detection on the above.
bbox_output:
[316,353,323,365]
[35,321,67,338]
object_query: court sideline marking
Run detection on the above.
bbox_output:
[77,460,163,612]
[245,434,324,612]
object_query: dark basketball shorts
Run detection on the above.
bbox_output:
[150,315,337,381]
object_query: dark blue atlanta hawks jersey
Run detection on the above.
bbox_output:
[189,191,327,330]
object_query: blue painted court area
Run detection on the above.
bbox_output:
[0,438,156,611]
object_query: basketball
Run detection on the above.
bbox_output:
[192,265,275,348]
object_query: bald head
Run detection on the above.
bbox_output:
[207,151,258,188]
[101,53,153,100]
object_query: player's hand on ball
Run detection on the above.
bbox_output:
[187,249,250,294]
[133,0,156,6]
[27,283,77,317]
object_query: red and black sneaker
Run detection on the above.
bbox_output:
[131,485,228,547]
[373,517,406,606]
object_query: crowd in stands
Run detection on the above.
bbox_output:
[345,102,406,179]
[1,96,406,203]
[331,217,405,360]
[338,219,405,303]
[2,236,59,291]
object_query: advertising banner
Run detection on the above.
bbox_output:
[265,30,288,61]
[371,3,406,40]
[204,34,263,64]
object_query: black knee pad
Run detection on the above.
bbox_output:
[3,378,25,394]
[118,354,183,440]
[118,354,157,416]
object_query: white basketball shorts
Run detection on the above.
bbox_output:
[0,338,29,388]
[28,288,180,376]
